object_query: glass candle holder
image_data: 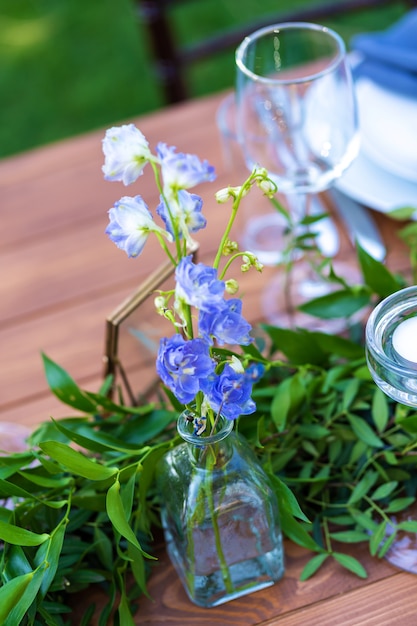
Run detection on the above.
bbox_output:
[366,285,417,573]
[366,285,417,408]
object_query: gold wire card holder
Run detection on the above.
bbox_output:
[103,243,198,405]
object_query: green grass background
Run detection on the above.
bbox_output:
[0,0,409,159]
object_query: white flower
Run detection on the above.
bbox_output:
[229,355,245,373]
[157,142,216,191]
[102,124,152,185]
[105,195,171,257]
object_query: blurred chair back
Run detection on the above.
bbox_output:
[137,0,417,104]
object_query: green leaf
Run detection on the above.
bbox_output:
[262,326,326,365]
[386,497,415,513]
[2,545,32,584]
[43,355,152,417]
[106,479,154,558]
[349,509,378,532]
[372,388,389,433]
[0,572,34,624]
[300,553,328,581]
[329,530,369,543]
[297,424,330,440]
[0,456,34,480]
[302,440,319,457]
[357,243,400,298]
[271,373,305,432]
[36,521,67,598]
[369,520,387,557]
[17,469,72,489]
[0,520,49,546]
[79,604,96,626]
[270,378,291,432]
[349,440,368,465]
[84,389,154,416]
[126,409,175,444]
[333,552,367,578]
[42,353,98,413]
[383,450,398,466]
[371,481,398,501]
[40,601,72,615]
[127,542,148,595]
[396,414,417,434]
[117,589,136,626]
[347,415,384,448]
[51,418,148,454]
[39,441,117,480]
[94,526,114,571]
[280,509,318,551]
[120,473,136,521]
[0,478,41,501]
[298,288,370,319]
[398,520,417,533]
[311,331,364,359]
[342,379,360,411]
[378,531,397,558]
[270,474,310,523]
[388,206,417,221]
[399,221,417,246]
[137,445,171,534]
[68,570,107,584]
[348,470,379,505]
[4,565,46,626]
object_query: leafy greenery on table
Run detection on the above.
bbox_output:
[1,218,417,624]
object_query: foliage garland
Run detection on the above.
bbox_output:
[1,203,417,623]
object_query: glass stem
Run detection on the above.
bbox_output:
[282,192,310,321]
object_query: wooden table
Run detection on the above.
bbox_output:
[2,91,417,625]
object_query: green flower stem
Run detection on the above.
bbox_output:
[322,517,332,553]
[204,450,234,594]
[153,231,177,266]
[213,174,255,270]
[150,160,182,260]
[183,303,194,339]
[218,251,253,280]
[363,494,393,525]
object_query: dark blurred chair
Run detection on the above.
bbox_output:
[137,0,417,104]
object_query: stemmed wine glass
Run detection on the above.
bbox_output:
[235,22,360,327]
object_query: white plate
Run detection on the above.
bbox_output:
[335,57,417,214]
[356,79,417,183]
[335,149,417,214]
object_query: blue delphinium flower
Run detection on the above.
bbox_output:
[199,299,252,346]
[245,362,266,383]
[102,124,153,185]
[175,257,225,313]
[102,124,275,425]
[201,364,256,420]
[156,335,215,404]
[157,142,216,192]
[156,190,206,241]
[105,195,170,257]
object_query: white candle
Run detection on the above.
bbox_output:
[392,317,417,367]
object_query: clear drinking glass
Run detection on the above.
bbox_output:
[366,286,417,573]
[235,23,360,325]
[235,22,359,197]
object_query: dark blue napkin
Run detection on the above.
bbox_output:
[350,9,417,96]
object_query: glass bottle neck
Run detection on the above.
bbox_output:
[177,410,234,469]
